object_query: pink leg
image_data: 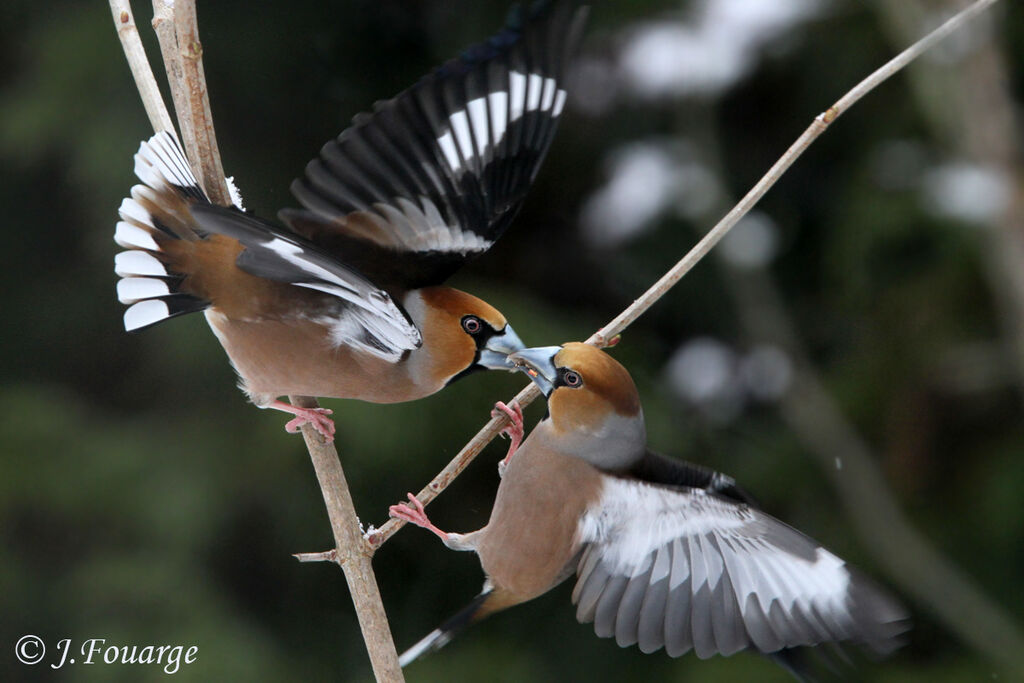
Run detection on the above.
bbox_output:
[268,400,335,441]
[389,493,450,543]
[491,400,524,469]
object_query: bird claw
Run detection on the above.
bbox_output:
[491,400,524,472]
[283,407,335,440]
[390,493,450,543]
[389,493,429,527]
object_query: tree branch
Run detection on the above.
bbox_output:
[108,0,174,133]
[170,1,230,206]
[109,3,403,680]
[369,0,1004,547]
[289,395,404,682]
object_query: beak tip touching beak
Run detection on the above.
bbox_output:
[506,346,561,396]
[479,325,527,371]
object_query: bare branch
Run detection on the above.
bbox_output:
[370,0,1004,546]
[828,0,1000,124]
[108,0,174,133]
[367,382,541,548]
[150,1,191,144]
[171,1,230,205]
[293,549,337,563]
[149,0,230,204]
[289,395,404,681]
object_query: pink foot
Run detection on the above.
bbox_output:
[491,400,524,471]
[389,493,449,543]
[269,400,336,441]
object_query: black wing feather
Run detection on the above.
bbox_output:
[628,450,760,508]
[284,1,588,288]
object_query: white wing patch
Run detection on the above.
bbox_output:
[256,236,422,353]
[489,91,509,141]
[407,68,567,256]
[467,97,489,157]
[579,478,851,608]
[434,70,566,175]
[573,477,872,656]
[349,195,491,254]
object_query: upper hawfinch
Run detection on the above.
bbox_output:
[113,1,587,439]
[391,343,907,669]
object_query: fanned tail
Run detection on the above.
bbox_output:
[113,132,212,331]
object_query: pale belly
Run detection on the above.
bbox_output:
[203,310,436,405]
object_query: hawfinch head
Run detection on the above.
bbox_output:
[510,343,645,468]
[416,287,525,385]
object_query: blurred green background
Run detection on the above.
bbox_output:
[2,0,1023,680]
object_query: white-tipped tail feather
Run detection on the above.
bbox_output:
[114,250,167,278]
[132,131,199,193]
[398,628,450,668]
[113,132,210,332]
[124,299,175,332]
[116,277,171,304]
[114,221,159,250]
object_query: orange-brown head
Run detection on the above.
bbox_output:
[510,342,646,469]
[404,286,525,390]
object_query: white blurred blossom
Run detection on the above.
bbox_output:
[667,337,735,402]
[665,337,744,423]
[922,162,1010,225]
[719,212,780,268]
[619,0,822,98]
[666,338,793,423]
[739,345,793,401]
[580,142,721,247]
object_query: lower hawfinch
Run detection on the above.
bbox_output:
[391,343,907,669]
[113,1,588,439]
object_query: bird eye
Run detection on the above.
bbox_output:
[461,315,483,335]
[562,370,582,388]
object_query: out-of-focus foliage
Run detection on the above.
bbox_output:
[2,0,1022,680]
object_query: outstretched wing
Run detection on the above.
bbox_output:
[574,478,907,659]
[283,0,588,289]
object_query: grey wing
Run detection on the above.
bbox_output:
[573,481,907,659]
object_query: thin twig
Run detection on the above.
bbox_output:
[108,0,174,133]
[371,0,1003,547]
[876,0,1024,394]
[293,549,337,563]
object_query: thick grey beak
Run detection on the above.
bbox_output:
[477,324,527,371]
[508,345,562,396]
